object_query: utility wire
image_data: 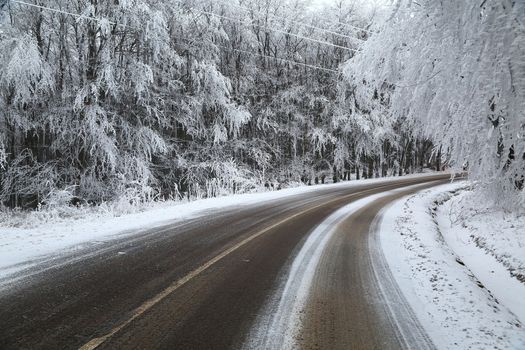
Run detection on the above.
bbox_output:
[11,0,340,74]
[208,0,366,41]
[240,1,372,34]
[13,0,359,52]
[8,2,438,87]
[9,2,444,86]
[12,0,123,26]
[194,9,359,52]
[206,0,372,35]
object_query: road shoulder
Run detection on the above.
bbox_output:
[379,183,525,349]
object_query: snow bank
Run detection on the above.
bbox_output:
[437,190,525,324]
[380,184,525,349]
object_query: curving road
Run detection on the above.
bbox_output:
[0,174,455,350]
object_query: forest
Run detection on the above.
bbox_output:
[0,0,523,211]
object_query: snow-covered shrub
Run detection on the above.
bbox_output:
[42,186,77,208]
[183,158,257,199]
[0,150,59,207]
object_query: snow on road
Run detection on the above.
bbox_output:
[244,181,442,349]
[380,183,525,349]
[0,173,446,287]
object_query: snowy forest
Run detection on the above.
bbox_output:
[0,0,523,211]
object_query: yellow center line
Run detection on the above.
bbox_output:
[79,178,442,350]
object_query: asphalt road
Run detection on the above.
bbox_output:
[0,174,454,350]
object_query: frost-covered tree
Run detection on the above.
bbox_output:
[344,0,525,209]
[0,0,427,209]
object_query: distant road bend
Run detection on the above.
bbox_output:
[0,174,457,349]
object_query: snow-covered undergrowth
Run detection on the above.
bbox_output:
[381,184,525,349]
[0,197,157,230]
[0,185,266,230]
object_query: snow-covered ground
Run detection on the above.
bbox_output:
[0,172,443,286]
[380,183,525,349]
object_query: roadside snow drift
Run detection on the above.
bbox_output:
[380,183,525,349]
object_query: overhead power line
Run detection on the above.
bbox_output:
[12,0,122,26]
[13,1,360,53]
[11,1,340,74]
[210,0,366,41]
[194,9,360,53]
[218,0,372,34]
[205,0,372,35]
